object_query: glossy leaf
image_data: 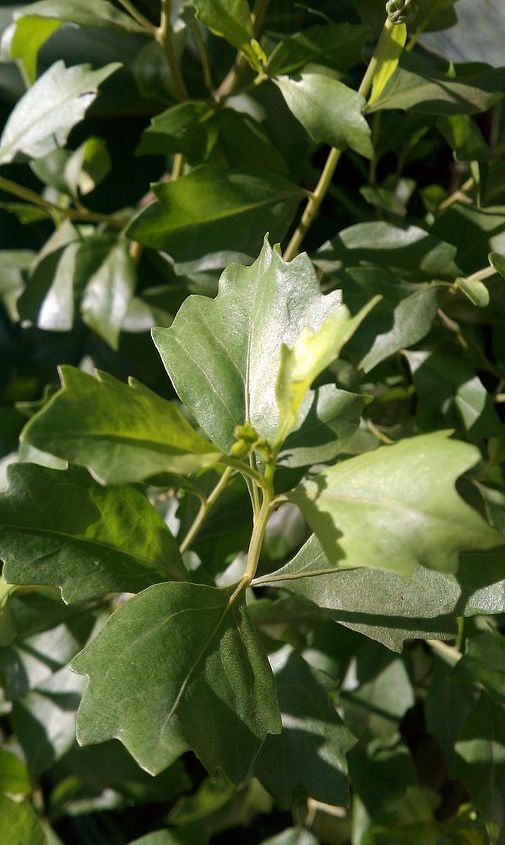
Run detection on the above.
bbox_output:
[22,366,221,484]
[257,535,505,651]
[254,645,355,807]
[192,0,253,51]
[13,0,146,33]
[80,239,136,349]
[0,463,185,602]
[275,72,373,159]
[0,61,120,165]
[126,167,303,271]
[369,21,406,105]
[72,581,281,779]
[267,22,369,76]
[288,433,501,576]
[153,239,372,451]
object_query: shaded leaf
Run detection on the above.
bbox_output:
[22,366,221,484]
[14,0,146,33]
[192,0,253,51]
[267,22,369,76]
[254,645,355,807]
[72,581,281,779]
[0,463,185,602]
[455,631,505,704]
[256,535,505,651]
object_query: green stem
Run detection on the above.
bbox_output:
[156,0,188,102]
[427,638,461,667]
[179,467,233,553]
[214,0,270,102]
[283,18,394,261]
[220,455,267,489]
[466,264,497,283]
[116,0,157,33]
[0,175,126,228]
[242,490,274,584]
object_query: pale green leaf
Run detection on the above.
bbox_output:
[80,239,136,349]
[275,297,379,444]
[72,581,281,779]
[288,433,501,576]
[275,71,373,158]
[22,366,221,484]
[153,239,372,451]
[369,21,406,105]
[489,251,505,280]
[0,61,120,165]
[0,749,31,794]
[0,463,185,602]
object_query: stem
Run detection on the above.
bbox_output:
[156,0,188,102]
[179,467,233,553]
[220,455,267,488]
[283,18,394,261]
[171,152,185,180]
[427,638,461,667]
[437,176,475,213]
[242,491,274,584]
[0,175,126,228]
[116,0,157,33]
[466,264,497,283]
[214,0,270,102]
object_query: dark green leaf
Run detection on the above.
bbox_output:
[191,0,253,51]
[254,645,355,807]
[72,582,281,779]
[455,631,505,703]
[14,0,146,33]
[267,22,369,76]
[275,71,373,158]
[126,167,303,272]
[256,535,505,651]
[0,463,185,602]
[22,366,221,484]
[437,114,491,162]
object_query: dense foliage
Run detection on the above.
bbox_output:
[1,0,505,842]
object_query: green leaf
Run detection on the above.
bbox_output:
[0,748,32,794]
[153,239,371,451]
[126,168,303,272]
[254,645,355,807]
[256,535,505,651]
[489,251,505,280]
[64,136,111,196]
[72,581,281,779]
[0,61,120,165]
[457,276,490,307]
[260,830,318,845]
[275,296,378,444]
[279,386,369,469]
[421,0,505,67]
[9,16,63,85]
[275,71,373,159]
[369,21,406,106]
[13,0,146,33]
[266,22,369,76]
[22,366,221,484]
[0,250,34,321]
[192,0,253,51]
[80,239,136,349]
[405,350,502,440]
[455,693,505,837]
[432,205,505,274]
[437,114,491,162]
[315,221,461,281]
[287,433,501,577]
[455,631,505,703]
[0,794,47,845]
[136,101,215,159]
[368,54,505,115]
[0,463,185,602]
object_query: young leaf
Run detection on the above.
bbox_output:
[13,0,147,33]
[0,61,120,165]
[80,240,136,349]
[0,463,185,602]
[256,536,505,651]
[275,72,373,159]
[126,167,304,271]
[288,432,502,576]
[9,16,63,85]
[254,645,356,807]
[22,366,221,484]
[369,22,407,106]
[153,239,373,451]
[72,582,281,780]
